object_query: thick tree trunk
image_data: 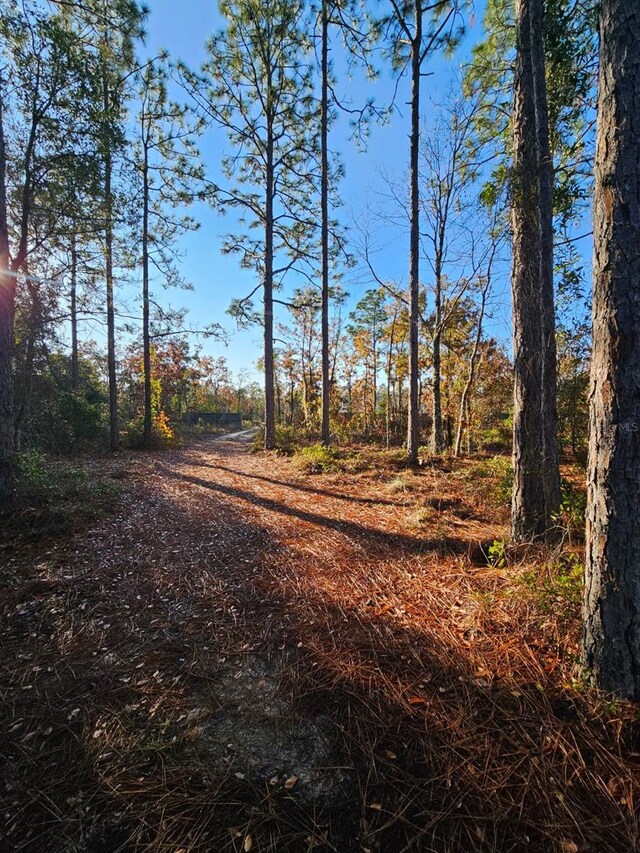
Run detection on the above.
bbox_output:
[0,94,14,501]
[70,234,79,391]
[0,260,14,499]
[320,0,330,447]
[582,0,640,699]
[511,0,546,540]
[406,6,422,464]
[530,0,560,520]
[264,124,276,450]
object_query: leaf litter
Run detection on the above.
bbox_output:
[1,435,639,852]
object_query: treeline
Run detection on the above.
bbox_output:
[0,0,211,474]
[0,0,593,478]
[275,282,587,459]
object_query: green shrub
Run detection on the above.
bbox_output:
[521,552,583,614]
[292,444,341,474]
[7,453,120,543]
[553,477,586,535]
[487,538,508,568]
[14,449,52,499]
[123,411,178,449]
[249,424,301,454]
[23,389,107,454]
[274,425,301,454]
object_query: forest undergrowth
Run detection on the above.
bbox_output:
[1,435,639,853]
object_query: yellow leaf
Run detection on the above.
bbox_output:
[284,774,299,790]
[244,834,253,852]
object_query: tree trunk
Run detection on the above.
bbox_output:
[70,234,79,391]
[582,0,640,699]
[320,0,330,447]
[0,94,15,500]
[263,120,276,450]
[431,261,444,453]
[142,137,152,448]
[406,5,422,464]
[530,0,560,520]
[14,274,39,451]
[511,0,546,540]
[386,309,397,450]
[372,334,378,423]
[104,75,119,452]
[455,282,488,457]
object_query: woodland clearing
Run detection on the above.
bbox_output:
[1,434,639,853]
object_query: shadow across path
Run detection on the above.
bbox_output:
[158,464,469,557]
[188,460,401,507]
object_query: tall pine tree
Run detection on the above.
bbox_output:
[183,0,319,450]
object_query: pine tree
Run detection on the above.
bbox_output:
[466,0,596,538]
[582,0,640,699]
[134,59,205,447]
[510,0,559,540]
[183,0,319,450]
[0,0,102,498]
[381,0,464,463]
[62,0,147,451]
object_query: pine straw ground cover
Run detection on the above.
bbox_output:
[1,436,639,853]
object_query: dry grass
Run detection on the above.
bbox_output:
[1,440,638,852]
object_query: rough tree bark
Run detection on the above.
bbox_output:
[0,84,32,496]
[511,0,557,540]
[530,0,560,521]
[582,0,640,699]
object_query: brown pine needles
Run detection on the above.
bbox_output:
[1,438,638,852]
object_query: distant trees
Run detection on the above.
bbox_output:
[133,59,205,447]
[0,0,101,497]
[582,0,640,699]
[347,289,387,431]
[0,0,606,543]
[183,0,319,451]
[382,0,465,463]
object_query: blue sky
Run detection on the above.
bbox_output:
[138,0,512,381]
